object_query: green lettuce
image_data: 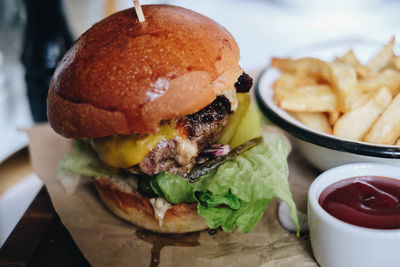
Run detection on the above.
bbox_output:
[150,172,196,204]
[150,131,298,233]
[58,147,125,179]
[57,147,132,194]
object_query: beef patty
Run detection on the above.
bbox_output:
[139,95,232,176]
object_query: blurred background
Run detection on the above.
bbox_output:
[0,0,399,162]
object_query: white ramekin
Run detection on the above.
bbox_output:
[308,163,400,267]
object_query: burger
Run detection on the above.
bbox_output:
[48,5,298,234]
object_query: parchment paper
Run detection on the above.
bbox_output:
[27,123,319,267]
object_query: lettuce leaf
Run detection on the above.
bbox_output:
[58,148,124,179]
[57,147,131,194]
[151,131,298,234]
[151,172,195,204]
[199,131,298,233]
[197,199,270,233]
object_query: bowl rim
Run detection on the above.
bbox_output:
[255,66,400,159]
[308,162,400,235]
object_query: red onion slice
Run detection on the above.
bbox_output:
[277,201,309,235]
[203,144,230,157]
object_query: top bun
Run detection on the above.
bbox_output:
[47,5,242,138]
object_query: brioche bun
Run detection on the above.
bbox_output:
[47,5,242,139]
[93,178,207,233]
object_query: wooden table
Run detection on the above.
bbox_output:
[0,150,89,266]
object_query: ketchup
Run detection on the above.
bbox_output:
[319,176,400,229]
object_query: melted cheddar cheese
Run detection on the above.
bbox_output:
[90,123,178,168]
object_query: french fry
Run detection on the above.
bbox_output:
[394,56,400,71]
[271,57,330,79]
[272,57,358,112]
[328,111,341,126]
[272,73,294,91]
[272,72,317,91]
[274,85,337,112]
[333,87,392,141]
[327,61,358,112]
[289,111,332,134]
[366,37,395,75]
[396,138,400,146]
[357,69,400,96]
[364,92,400,145]
[337,49,369,78]
[347,91,375,111]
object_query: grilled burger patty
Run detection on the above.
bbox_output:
[139,95,232,176]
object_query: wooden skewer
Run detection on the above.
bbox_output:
[133,0,145,22]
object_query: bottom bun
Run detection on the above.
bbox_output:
[92,177,208,233]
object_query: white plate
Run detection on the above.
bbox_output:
[0,128,29,164]
[0,173,43,248]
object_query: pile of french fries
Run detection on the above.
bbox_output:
[271,37,400,146]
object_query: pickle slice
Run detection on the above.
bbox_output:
[186,137,262,183]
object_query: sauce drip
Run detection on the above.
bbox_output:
[135,229,200,267]
[319,176,400,229]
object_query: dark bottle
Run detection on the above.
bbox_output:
[21,0,73,122]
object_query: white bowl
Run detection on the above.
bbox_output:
[308,163,400,267]
[255,41,400,171]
